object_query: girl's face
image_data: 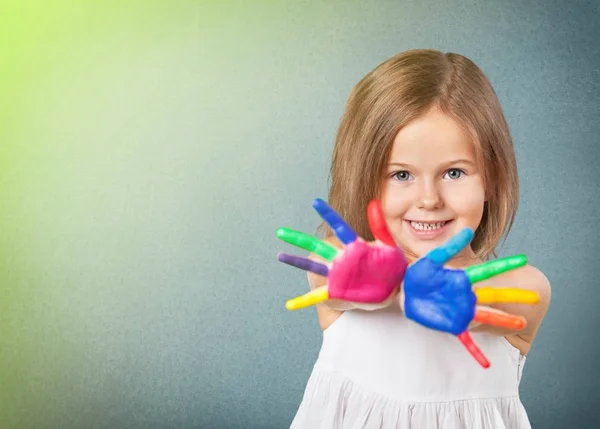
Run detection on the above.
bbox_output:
[380,107,486,262]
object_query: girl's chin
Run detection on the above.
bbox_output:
[404,243,441,260]
[399,236,455,260]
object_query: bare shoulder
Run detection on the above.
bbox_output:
[478,262,552,352]
[510,264,552,308]
[508,264,552,350]
[493,262,552,321]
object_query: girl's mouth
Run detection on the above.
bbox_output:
[405,219,453,240]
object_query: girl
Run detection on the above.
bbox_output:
[288,49,551,428]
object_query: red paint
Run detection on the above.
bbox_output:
[368,200,396,246]
[457,332,490,369]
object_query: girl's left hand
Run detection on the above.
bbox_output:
[402,229,540,368]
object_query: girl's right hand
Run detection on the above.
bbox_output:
[276,198,408,311]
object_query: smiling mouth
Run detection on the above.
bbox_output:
[407,220,452,231]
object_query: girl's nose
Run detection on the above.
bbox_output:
[417,183,443,210]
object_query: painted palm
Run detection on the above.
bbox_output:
[276,198,407,309]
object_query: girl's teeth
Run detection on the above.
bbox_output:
[410,221,447,231]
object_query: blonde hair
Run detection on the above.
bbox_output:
[319,49,519,260]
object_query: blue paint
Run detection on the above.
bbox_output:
[424,228,473,264]
[312,198,357,245]
[404,253,476,336]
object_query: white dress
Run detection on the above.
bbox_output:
[290,302,531,429]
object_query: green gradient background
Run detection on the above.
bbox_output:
[1,1,598,428]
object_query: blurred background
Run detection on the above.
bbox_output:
[1,0,598,428]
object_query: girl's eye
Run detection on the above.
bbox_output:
[444,168,465,180]
[393,171,413,181]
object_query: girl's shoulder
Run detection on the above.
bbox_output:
[506,263,551,302]
[487,261,552,341]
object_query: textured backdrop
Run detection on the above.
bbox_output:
[1,1,598,428]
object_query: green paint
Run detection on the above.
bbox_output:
[465,254,528,284]
[276,227,337,261]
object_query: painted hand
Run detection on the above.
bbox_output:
[403,228,540,368]
[276,198,407,310]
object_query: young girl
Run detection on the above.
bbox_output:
[288,49,551,428]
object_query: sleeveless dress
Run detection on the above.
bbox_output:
[290,303,531,429]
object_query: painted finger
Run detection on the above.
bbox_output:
[425,228,474,265]
[474,308,526,330]
[475,287,539,305]
[367,200,396,246]
[313,198,357,245]
[465,254,527,284]
[276,227,338,261]
[457,331,490,369]
[277,253,329,277]
[285,286,329,310]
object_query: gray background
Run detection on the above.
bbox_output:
[2,0,598,428]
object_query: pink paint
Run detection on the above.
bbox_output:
[327,239,407,303]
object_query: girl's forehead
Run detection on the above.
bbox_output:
[388,110,477,165]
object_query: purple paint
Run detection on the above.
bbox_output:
[277,253,329,277]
